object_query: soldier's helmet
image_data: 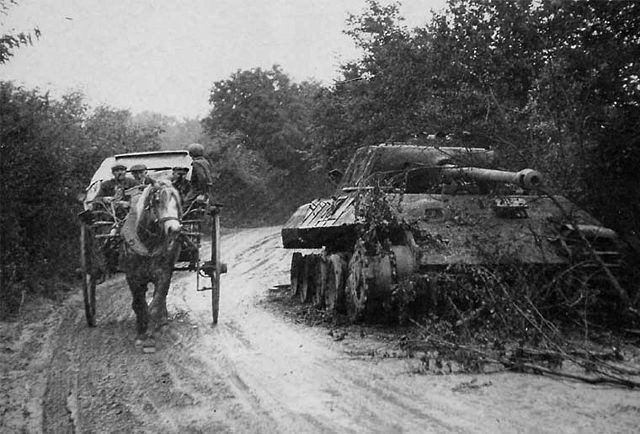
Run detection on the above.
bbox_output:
[187,143,205,157]
[111,163,127,172]
[129,163,147,172]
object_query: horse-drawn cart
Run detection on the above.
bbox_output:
[78,150,225,329]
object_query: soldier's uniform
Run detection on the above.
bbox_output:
[92,163,137,274]
[186,143,214,203]
[171,166,191,199]
[129,163,156,187]
[95,165,138,201]
[190,157,213,196]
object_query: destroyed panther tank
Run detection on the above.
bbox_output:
[282,143,621,321]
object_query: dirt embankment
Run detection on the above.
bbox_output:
[1,227,639,433]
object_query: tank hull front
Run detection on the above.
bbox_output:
[282,192,607,266]
[282,196,360,251]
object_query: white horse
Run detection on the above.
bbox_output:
[120,181,183,352]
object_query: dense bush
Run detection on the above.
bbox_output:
[0,83,161,316]
[202,66,333,226]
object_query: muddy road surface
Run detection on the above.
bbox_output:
[2,227,639,433]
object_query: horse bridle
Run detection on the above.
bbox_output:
[146,186,182,226]
[156,215,181,224]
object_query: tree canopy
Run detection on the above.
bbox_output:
[203,65,322,168]
[0,0,40,64]
[200,65,330,224]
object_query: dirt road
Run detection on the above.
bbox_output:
[2,227,639,433]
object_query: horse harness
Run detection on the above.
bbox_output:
[121,184,182,257]
[144,185,182,227]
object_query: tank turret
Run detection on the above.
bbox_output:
[282,144,620,322]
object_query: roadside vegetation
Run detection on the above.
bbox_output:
[0,85,163,314]
[2,0,639,346]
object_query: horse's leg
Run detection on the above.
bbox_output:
[128,276,148,336]
[127,274,155,352]
[150,267,171,328]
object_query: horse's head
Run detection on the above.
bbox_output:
[141,181,182,238]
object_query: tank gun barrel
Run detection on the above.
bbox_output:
[441,167,543,190]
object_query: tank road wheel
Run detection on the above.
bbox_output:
[324,253,347,312]
[298,254,314,303]
[312,256,327,308]
[346,242,395,322]
[290,252,303,298]
[346,241,369,322]
[80,225,97,327]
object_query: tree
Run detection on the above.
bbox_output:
[525,0,640,240]
[311,1,443,168]
[0,0,40,64]
[314,0,551,168]
[203,65,321,168]
[201,66,330,224]
[1,83,82,309]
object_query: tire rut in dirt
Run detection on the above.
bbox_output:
[43,275,270,432]
[41,282,142,433]
[196,333,284,432]
[42,304,84,434]
[74,285,217,431]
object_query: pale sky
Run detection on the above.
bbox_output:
[0,0,446,119]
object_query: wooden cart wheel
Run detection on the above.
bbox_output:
[210,208,221,325]
[80,225,97,327]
